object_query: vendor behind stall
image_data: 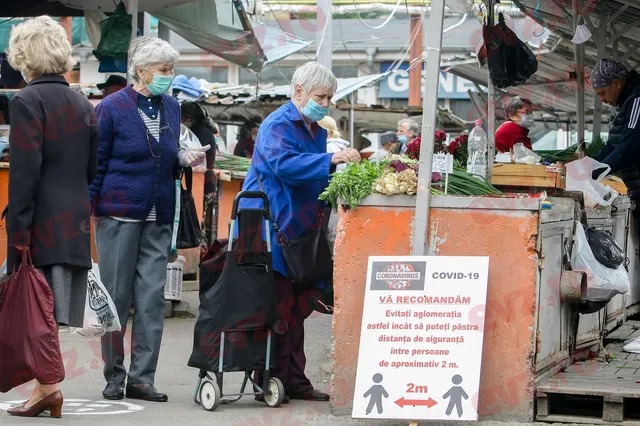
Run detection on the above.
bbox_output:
[494,96,535,153]
[589,58,640,198]
[0,56,26,125]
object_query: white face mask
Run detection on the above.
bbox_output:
[572,23,592,45]
[519,114,536,129]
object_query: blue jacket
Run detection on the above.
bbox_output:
[240,101,333,277]
[89,85,180,223]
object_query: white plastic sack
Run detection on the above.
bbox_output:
[179,124,206,172]
[71,262,121,337]
[571,222,630,302]
[623,337,640,354]
[566,157,618,208]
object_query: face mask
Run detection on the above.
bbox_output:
[397,134,408,144]
[5,93,14,100]
[20,70,29,84]
[301,98,329,122]
[519,114,535,129]
[572,21,592,45]
[145,72,174,96]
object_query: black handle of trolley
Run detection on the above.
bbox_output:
[231,191,271,220]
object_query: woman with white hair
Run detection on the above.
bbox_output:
[239,61,360,401]
[89,36,209,403]
[4,16,98,418]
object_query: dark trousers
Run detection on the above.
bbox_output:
[260,273,318,393]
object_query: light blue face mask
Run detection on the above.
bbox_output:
[5,93,14,100]
[146,72,174,96]
[397,134,408,144]
[20,70,29,84]
[301,98,329,122]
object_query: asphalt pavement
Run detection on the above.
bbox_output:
[0,310,602,426]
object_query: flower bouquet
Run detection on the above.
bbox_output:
[405,130,448,161]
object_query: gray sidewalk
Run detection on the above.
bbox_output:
[0,312,600,426]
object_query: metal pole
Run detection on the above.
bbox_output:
[411,1,446,256]
[317,0,333,70]
[485,0,496,182]
[574,0,586,144]
[592,22,607,140]
[127,0,138,42]
[349,94,356,146]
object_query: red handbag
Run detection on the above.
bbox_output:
[0,249,65,392]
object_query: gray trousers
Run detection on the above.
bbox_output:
[95,217,172,386]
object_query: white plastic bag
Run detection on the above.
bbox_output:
[623,337,640,354]
[565,157,618,208]
[71,262,121,337]
[512,142,541,165]
[571,222,630,302]
[179,124,206,172]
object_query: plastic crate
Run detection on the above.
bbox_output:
[165,255,185,301]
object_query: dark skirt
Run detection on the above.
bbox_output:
[40,264,88,328]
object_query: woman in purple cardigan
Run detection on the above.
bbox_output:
[89,36,208,403]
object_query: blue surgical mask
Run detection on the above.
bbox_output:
[20,70,29,84]
[301,99,329,122]
[146,73,174,96]
[398,134,408,144]
[5,93,14,100]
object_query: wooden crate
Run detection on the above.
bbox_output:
[491,163,566,189]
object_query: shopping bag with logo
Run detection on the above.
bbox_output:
[71,262,121,337]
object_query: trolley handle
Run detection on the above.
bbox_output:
[231,191,271,220]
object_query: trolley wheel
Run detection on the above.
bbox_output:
[264,377,285,408]
[200,379,221,411]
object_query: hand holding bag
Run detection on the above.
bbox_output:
[0,249,65,392]
[176,167,203,249]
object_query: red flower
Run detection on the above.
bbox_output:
[405,130,448,160]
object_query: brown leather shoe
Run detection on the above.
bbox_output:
[7,390,63,418]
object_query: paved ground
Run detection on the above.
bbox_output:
[0,308,628,426]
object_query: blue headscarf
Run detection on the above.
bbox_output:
[591,58,629,89]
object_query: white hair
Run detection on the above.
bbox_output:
[127,36,179,83]
[290,61,338,97]
[398,118,420,134]
[7,16,73,77]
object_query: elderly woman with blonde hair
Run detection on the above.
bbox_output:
[89,36,208,403]
[318,115,350,153]
[5,16,98,418]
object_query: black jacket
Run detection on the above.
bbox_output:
[6,74,98,272]
[593,70,640,194]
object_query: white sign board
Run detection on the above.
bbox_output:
[432,153,454,174]
[352,256,489,421]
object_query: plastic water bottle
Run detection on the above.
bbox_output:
[467,119,488,179]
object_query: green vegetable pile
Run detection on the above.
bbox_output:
[214,152,251,173]
[442,167,503,196]
[535,137,606,163]
[320,160,502,208]
[319,160,383,207]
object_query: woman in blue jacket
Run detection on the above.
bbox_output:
[89,36,208,403]
[241,61,361,401]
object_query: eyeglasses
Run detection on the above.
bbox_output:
[146,125,178,158]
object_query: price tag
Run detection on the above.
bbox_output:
[432,154,454,174]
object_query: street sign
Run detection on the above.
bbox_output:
[352,256,489,421]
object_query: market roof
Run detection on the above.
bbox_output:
[1,0,198,15]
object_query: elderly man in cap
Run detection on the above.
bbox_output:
[589,58,640,197]
[97,74,127,97]
[0,56,26,124]
[370,131,401,162]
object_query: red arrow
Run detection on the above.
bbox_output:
[395,397,438,408]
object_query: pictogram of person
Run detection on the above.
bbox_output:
[363,373,389,415]
[443,374,468,417]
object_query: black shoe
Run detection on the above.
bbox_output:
[288,389,329,401]
[126,384,168,402]
[255,394,290,404]
[102,383,124,400]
